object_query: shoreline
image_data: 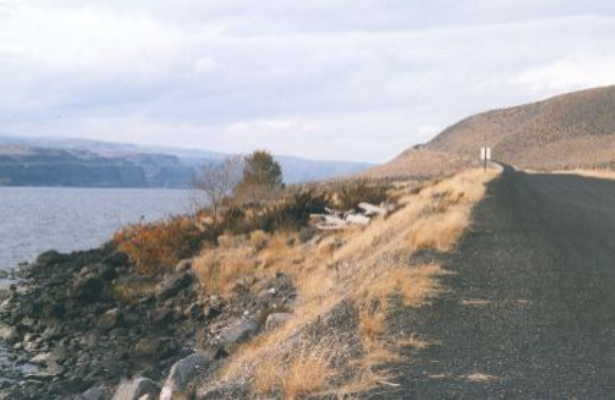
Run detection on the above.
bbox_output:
[0,241,296,399]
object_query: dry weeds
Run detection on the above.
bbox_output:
[204,167,501,397]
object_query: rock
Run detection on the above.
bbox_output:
[133,337,175,359]
[0,322,18,342]
[217,319,259,351]
[112,377,160,400]
[40,324,62,341]
[77,386,107,400]
[72,274,104,301]
[265,313,292,330]
[156,272,193,300]
[197,383,249,399]
[175,259,192,273]
[98,308,121,331]
[29,352,53,365]
[160,352,212,400]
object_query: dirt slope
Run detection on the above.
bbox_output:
[429,85,615,170]
[377,166,615,398]
[367,85,615,178]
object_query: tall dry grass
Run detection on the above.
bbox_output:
[203,167,501,397]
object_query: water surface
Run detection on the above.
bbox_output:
[0,186,200,270]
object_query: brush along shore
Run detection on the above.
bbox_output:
[0,167,500,399]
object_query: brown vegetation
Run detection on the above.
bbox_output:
[112,216,202,275]
[200,167,500,398]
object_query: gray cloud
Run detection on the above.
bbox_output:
[1,1,615,162]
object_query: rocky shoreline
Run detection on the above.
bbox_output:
[0,245,295,399]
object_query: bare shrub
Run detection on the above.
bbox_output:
[193,156,242,222]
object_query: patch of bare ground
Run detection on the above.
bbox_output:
[197,167,501,398]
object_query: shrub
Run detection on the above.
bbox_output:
[113,216,203,275]
[329,179,391,211]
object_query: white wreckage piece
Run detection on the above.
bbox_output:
[311,202,390,230]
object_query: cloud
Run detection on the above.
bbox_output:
[1,1,615,162]
[513,56,615,94]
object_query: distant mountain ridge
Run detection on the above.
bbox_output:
[0,136,372,188]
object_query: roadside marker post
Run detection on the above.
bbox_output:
[480,146,492,171]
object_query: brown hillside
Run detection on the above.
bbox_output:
[427,85,615,169]
[364,149,475,179]
[368,85,615,178]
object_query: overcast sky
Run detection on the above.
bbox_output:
[1,1,615,162]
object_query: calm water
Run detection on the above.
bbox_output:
[0,187,201,270]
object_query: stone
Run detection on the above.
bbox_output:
[111,377,160,400]
[217,319,259,351]
[30,352,53,365]
[133,337,175,359]
[98,308,121,331]
[0,322,18,342]
[72,274,104,301]
[175,259,192,273]
[156,272,193,300]
[159,352,211,400]
[77,386,106,400]
[265,313,292,330]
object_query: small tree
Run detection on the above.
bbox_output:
[193,156,242,221]
[242,150,283,187]
[234,150,284,204]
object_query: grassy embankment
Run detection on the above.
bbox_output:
[112,167,500,398]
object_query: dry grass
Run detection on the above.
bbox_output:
[205,167,501,397]
[356,264,450,312]
[251,343,337,399]
[547,168,615,180]
[192,245,256,295]
[397,334,433,350]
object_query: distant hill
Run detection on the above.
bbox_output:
[367,85,615,178]
[0,136,372,188]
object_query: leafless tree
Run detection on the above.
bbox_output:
[193,156,243,221]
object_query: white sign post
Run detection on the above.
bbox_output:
[480,146,491,170]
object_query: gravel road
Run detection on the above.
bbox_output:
[382,165,615,399]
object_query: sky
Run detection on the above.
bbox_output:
[1,1,615,162]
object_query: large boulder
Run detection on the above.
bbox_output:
[160,352,212,400]
[112,377,160,400]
